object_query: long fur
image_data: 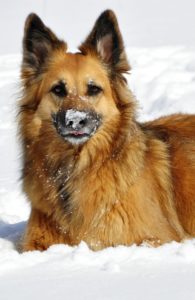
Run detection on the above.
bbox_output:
[19,10,195,251]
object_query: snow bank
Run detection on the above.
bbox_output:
[1,48,195,299]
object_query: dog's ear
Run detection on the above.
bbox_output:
[22,13,67,77]
[80,10,130,74]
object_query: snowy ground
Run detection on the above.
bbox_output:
[1,47,195,299]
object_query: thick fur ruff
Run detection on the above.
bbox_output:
[19,10,195,251]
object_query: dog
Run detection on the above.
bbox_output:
[19,10,195,251]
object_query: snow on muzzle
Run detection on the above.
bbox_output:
[52,109,102,145]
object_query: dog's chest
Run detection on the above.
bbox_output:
[67,167,132,249]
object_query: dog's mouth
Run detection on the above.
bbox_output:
[64,131,90,137]
[61,131,92,145]
[52,109,101,145]
[64,134,91,145]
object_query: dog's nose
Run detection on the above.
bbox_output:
[52,109,102,142]
[65,110,88,130]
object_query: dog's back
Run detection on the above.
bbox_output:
[143,114,195,236]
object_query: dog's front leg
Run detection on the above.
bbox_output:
[22,208,69,251]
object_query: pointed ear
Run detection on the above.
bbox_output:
[22,13,67,77]
[79,10,130,74]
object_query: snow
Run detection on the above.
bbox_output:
[1,47,195,300]
[66,109,88,123]
[1,0,195,298]
[128,46,195,121]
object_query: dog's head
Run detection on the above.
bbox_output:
[20,10,133,146]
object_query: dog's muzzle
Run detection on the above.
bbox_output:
[52,109,101,145]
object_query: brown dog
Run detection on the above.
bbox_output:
[19,10,195,251]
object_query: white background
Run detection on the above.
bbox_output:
[1,0,195,55]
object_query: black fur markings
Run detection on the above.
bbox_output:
[81,10,124,66]
[93,11,121,64]
[23,13,65,71]
[57,182,72,217]
[49,164,73,216]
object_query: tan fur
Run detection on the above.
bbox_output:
[19,11,195,251]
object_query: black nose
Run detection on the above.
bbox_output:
[66,113,88,130]
[52,109,102,141]
[52,110,88,130]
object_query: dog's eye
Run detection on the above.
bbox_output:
[51,83,67,98]
[87,84,102,96]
